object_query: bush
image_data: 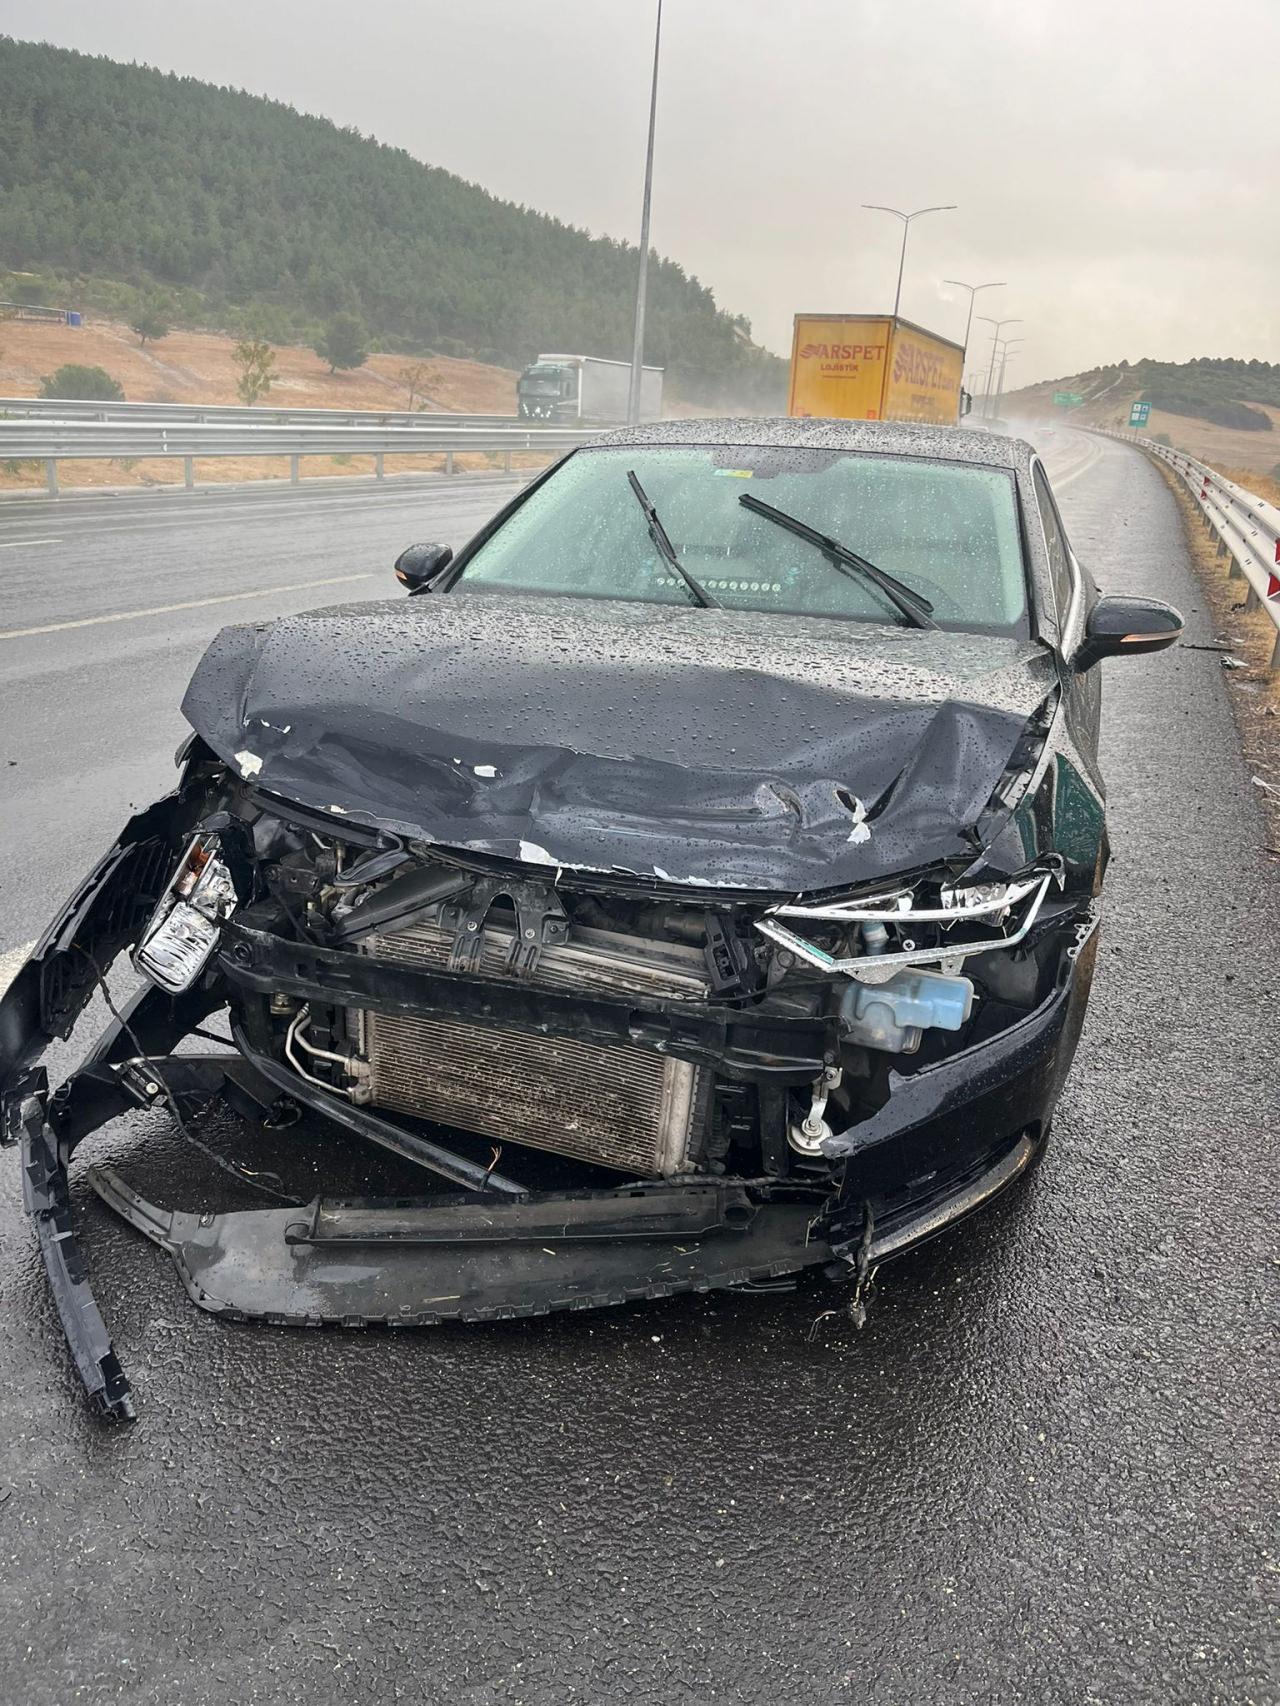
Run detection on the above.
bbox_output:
[8,276,50,306]
[1150,432,1173,447]
[232,339,275,405]
[39,363,124,401]
[315,312,368,374]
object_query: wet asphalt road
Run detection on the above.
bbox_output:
[0,436,1275,1704]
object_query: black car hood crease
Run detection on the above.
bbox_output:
[181,593,1058,892]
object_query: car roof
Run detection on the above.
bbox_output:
[590,416,1034,472]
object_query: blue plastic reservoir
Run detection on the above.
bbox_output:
[839,969,974,1054]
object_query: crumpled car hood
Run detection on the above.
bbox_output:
[181,593,1058,892]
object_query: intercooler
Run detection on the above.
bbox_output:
[355,916,712,1177]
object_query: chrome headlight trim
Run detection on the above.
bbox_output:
[771,872,1044,926]
[755,872,1056,984]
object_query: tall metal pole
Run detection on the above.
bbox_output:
[627,0,663,426]
[892,223,909,322]
[943,279,1005,382]
[995,340,1024,417]
[863,204,956,321]
[976,317,1021,419]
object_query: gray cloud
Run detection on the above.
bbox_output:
[5,0,1276,383]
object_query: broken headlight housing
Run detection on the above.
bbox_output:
[754,869,1056,983]
[134,836,237,993]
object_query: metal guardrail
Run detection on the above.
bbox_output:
[0,419,595,496]
[1098,429,1280,672]
[0,395,521,428]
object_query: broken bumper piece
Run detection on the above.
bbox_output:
[89,1170,832,1326]
[18,1082,135,1420]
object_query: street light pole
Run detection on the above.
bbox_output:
[627,0,663,426]
[976,316,1021,419]
[995,339,1024,417]
[863,203,957,321]
[943,278,1005,380]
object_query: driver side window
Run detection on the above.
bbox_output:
[1033,464,1075,625]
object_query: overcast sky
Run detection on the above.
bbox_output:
[5,0,1278,383]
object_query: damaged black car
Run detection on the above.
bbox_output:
[1,419,1183,1417]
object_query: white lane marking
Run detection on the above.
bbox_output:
[1046,440,1104,491]
[0,940,36,997]
[0,572,375,641]
[0,537,62,549]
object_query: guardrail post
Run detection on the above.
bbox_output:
[44,458,58,498]
[1270,630,1280,675]
[290,454,300,486]
[446,451,455,477]
[183,456,194,491]
[503,450,512,474]
[375,452,385,481]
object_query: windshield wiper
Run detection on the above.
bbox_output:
[737,492,937,630]
[627,470,721,610]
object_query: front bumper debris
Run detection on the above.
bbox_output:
[2,803,1097,1419]
[89,1170,832,1326]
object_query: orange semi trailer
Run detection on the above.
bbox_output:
[787,313,969,425]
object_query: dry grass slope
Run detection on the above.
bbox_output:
[0,316,520,491]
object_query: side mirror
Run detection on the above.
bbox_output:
[394,543,453,593]
[1075,594,1183,671]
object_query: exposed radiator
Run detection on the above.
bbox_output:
[356,915,710,1177]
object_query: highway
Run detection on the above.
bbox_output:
[0,471,527,961]
[0,431,1274,1705]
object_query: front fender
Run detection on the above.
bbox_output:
[0,794,183,1107]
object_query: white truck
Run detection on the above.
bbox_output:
[516,353,664,423]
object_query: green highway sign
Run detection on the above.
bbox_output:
[1053,391,1084,407]
[1128,400,1151,427]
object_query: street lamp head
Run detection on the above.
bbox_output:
[863,203,957,220]
[863,204,957,319]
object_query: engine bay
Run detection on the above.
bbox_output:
[129,768,1082,1199]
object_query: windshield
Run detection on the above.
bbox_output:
[520,364,569,395]
[452,445,1028,634]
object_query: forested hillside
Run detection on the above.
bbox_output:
[1013,357,1280,433]
[1130,358,1279,431]
[0,37,785,408]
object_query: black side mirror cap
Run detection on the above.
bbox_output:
[395,543,453,593]
[1075,594,1183,671]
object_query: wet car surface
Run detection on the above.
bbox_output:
[0,435,1273,1704]
[2,422,1187,1404]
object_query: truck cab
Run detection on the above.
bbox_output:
[517,360,578,420]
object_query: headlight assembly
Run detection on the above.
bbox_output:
[134,836,237,993]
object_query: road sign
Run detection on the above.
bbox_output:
[1129,400,1151,427]
[1053,391,1083,407]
